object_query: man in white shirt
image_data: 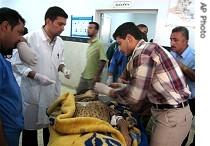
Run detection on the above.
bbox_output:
[12,6,71,146]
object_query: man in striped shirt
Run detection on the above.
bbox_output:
[94,22,192,146]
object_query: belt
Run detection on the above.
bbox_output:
[152,101,188,110]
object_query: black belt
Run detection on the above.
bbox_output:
[152,101,188,110]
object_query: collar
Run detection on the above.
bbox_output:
[41,26,56,44]
[171,45,191,59]
[131,39,146,58]
[89,37,98,43]
[180,45,191,59]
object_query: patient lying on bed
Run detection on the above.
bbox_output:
[46,91,142,146]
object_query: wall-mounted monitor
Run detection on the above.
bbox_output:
[71,15,93,38]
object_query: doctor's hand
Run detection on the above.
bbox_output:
[62,67,71,79]
[34,73,56,86]
[109,83,127,90]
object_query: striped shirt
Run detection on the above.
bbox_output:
[116,40,191,105]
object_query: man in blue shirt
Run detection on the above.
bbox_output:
[106,41,118,67]
[170,26,195,114]
[170,26,195,146]
[0,7,25,146]
[106,47,128,85]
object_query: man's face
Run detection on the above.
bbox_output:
[87,24,97,37]
[138,27,148,35]
[116,36,130,55]
[48,16,66,36]
[170,32,188,54]
[1,20,24,51]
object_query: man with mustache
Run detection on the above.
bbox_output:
[170,26,195,146]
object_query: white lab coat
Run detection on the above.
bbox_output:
[7,49,23,86]
[13,29,64,129]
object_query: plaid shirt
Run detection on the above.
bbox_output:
[116,40,190,105]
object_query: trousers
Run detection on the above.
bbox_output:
[22,128,49,146]
[76,77,94,94]
[4,128,21,146]
[150,105,193,146]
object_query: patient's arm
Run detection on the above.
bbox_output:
[117,118,132,146]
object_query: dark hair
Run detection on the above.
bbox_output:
[89,22,99,30]
[0,7,25,29]
[172,26,189,40]
[113,22,145,40]
[45,6,68,22]
[137,24,148,28]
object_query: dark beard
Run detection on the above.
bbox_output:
[0,48,13,58]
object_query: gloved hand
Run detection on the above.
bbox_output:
[110,82,127,90]
[94,82,112,96]
[62,67,71,79]
[34,73,56,86]
[106,75,113,85]
[17,41,38,66]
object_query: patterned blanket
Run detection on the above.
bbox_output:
[47,92,145,146]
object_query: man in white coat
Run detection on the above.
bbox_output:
[12,6,71,146]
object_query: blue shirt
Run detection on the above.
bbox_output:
[108,49,128,81]
[171,46,195,99]
[0,53,23,130]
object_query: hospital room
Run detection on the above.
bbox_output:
[0,0,197,146]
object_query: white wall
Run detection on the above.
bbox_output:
[0,0,110,36]
[1,0,195,88]
[1,0,195,46]
[60,41,89,88]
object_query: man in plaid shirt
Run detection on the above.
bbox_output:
[94,22,193,146]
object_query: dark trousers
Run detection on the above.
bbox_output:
[182,98,195,146]
[22,128,49,146]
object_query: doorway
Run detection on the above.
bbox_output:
[95,9,158,50]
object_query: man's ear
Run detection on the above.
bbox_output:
[126,34,133,43]
[94,28,98,35]
[45,18,52,25]
[0,21,9,32]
